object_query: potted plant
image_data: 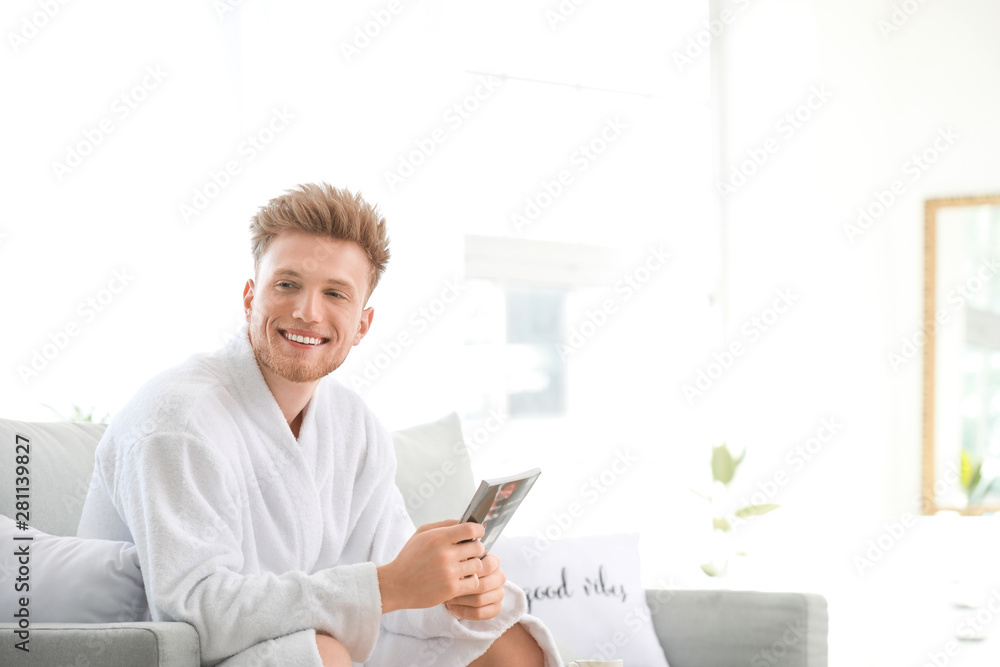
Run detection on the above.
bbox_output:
[696,443,779,577]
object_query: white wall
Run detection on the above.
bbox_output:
[707,1,1000,663]
[706,0,1000,536]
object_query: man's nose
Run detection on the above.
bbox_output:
[292,289,322,322]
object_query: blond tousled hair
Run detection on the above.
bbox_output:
[249,183,390,297]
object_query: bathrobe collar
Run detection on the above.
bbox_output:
[220,323,323,448]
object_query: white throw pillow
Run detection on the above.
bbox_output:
[492,534,670,667]
[0,514,149,623]
[390,412,475,528]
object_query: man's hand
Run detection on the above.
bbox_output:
[444,552,507,621]
[377,520,486,613]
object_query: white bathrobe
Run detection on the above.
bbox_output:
[78,325,561,667]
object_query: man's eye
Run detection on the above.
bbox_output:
[276,282,295,289]
[327,292,343,299]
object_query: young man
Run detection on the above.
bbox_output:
[78,184,557,666]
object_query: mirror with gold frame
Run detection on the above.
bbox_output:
[923,195,1000,514]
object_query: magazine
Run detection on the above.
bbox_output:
[459,467,541,554]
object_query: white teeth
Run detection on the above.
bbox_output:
[282,331,323,345]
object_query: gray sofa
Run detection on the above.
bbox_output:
[0,418,828,666]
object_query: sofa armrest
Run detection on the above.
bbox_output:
[645,589,828,667]
[0,621,200,666]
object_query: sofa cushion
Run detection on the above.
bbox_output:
[492,533,670,666]
[647,589,829,667]
[0,418,107,537]
[390,412,475,528]
[0,515,149,623]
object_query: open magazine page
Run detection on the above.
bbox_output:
[460,468,541,553]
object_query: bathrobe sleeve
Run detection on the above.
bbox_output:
[109,430,383,666]
[344,420,514,638]
[337,418,563,667]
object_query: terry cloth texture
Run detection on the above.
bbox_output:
[79,324,560,666]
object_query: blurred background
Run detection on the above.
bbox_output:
[3,0,1000,663]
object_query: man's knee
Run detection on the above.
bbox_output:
[471,622,544,667]
[315,632,352,667]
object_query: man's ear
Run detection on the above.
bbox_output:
[242,278,255,322]
[354,306,374,346]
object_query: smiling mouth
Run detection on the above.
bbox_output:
[280,330,329,346]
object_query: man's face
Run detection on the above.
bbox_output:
[242,230,374,384]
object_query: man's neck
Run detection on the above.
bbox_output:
[256,363,319,439]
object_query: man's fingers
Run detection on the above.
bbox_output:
[417,520,484,544]
[455,564,505,598]
[449,584,505,608]
[448,521,485,542]
[457,554,484,579]
[445,583,506,620]
[454,537,486,562]
[473,566,506,594]
[447,602,502,621]
[415,519,459,534]
[479,553,500,575]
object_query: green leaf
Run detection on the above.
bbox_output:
[711,444,736,485]
[971,466,983,495]
[40,402,109,424]
[734,503,780,519]
[687,486,711,502]
[40,402,65,420]
[961,449,973,489]
[960,449,983,494]
[700,562,720,577]
[713,517,731,532]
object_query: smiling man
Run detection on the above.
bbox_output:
[244,229,375,437]
[78,184,558,666]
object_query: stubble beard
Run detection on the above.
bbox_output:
[248,316,343,383]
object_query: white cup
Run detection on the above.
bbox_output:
[568,661,623,667]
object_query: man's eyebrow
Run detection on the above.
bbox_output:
[273,269,356,290]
